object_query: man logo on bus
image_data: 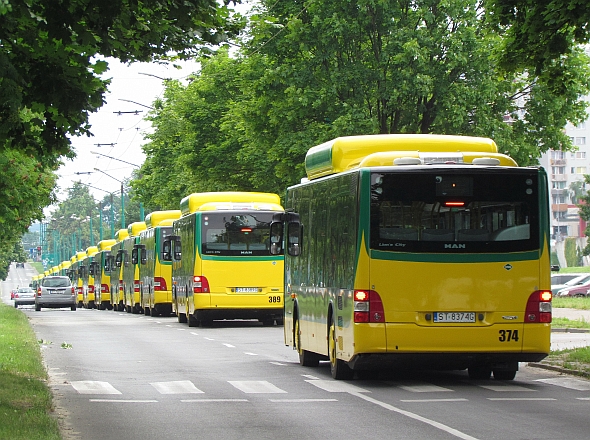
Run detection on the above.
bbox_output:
[445,243,466,249]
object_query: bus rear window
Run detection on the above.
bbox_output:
[201,212,279,256]
[370,169,540,253]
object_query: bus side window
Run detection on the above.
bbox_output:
[287,221,302,256]
[162,239,172,261]
[269,222,283,255]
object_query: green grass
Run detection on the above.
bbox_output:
[553,267,590,274]
[552,317,590,329]
[545,346,590,376]
[28,261,44,275]
[552,296,590,310]
[0,303,61,439]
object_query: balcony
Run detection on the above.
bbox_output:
[551,174,567,181]
[552,203,569,212]
[550,159,567,165]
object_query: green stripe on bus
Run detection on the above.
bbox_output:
[370,249,539,263]
[200,256,285,262]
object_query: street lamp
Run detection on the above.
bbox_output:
[94,168,126,229]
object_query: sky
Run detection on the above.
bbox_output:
[54,58,198,206]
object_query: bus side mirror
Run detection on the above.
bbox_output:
[162,239,172,261]
[173,237,182,261]
[140,248,147,265]
[131,248,139,264]
[287,221,302,256]
[115,251,123,268]
[269,222,283,255]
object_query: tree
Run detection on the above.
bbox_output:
[488,0,590,76]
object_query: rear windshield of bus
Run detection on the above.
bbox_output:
[370,168,541,253]
[201,212,278,256]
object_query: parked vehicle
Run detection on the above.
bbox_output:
[35,276,77,311]
[552,273,590,295]
[14,287,35,308]
[556,279,590,297]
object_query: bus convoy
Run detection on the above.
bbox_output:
[28,134,552,381]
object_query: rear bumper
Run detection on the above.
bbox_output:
[195,308,283,321]
[347,352,548,371]
[37,296,76,307]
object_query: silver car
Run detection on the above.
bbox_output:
[14,287,35,308]
[35,276,77,311]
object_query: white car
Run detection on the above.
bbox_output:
[13,287,36,308]
[551,273,590,296]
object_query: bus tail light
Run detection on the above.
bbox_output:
[154,277,167,291]
[193,276,210,294]
[525,290,552,323]
[77,286,83,295]
[119,280,123,292]
[88,285,94,294]
[354,290,385,323]
[134,281,140,293]
[101,284,109,293]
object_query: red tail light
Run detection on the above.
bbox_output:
[134,281,140,293]
[193,276,210,294]
[37,288,41,296]
[88,285,95,294]
[154,277,167,291]
[119,280,123,292]
[353,290,385,323]
[525,290,552,323]
[77,287,83,295]
[71,286,76,295]
[101,284,109,293]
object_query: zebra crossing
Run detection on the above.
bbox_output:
[67,375,590,403]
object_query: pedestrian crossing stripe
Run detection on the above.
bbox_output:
[71,381,122,395]
[150,380,204,394]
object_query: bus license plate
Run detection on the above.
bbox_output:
[235,287,259,293]
[434,312,475,323]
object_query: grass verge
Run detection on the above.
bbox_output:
[552,297,590,310]
[543,346,590,377]
[552,317,590,329]
[0,303,61,439]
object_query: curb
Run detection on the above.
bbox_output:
[551,328,590,333]
[528,362,590,379]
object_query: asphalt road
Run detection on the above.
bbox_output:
[3,264,590,440]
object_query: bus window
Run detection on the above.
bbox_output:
[370,170,539,253]
[201,212,279,256]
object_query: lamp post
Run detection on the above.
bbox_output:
[94,168,126,229]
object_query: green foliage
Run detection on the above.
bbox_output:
[132,0,590,206]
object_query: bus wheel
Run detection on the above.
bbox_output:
[188,314,200,327]
[468,365,492,380]
[261,318,274,326]
[493,369,517,381]
[150,307,159,317]
[295,318,319,367]
[178,312,188,324]
[328,317,354,380]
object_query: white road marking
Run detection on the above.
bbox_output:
[269,399,338,403]
[302,374,320,380]
[270,362,286,366]
[576,397,590,400]
[487,398,556,401]
[536,377,590,391]
[165,325,173,327]
[477,384,534,392]
[305,380,370,394]
[352,392,479,440]
[150,380,204,394]
[223,343,235,348]
[244,352,258,356]
[182,399,249,403]
[400,399,468,403]
[397,382,454,393]
[204,337,215,341]
[177,328,186,331]
[90,399,158,403]
[228,381,287,394]
[190,332,199,336]
[71,381,122,395]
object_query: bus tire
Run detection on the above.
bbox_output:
[295,318,319,367]
[493,369,517,381]
[188,314,200,327]
[150,307,159,317]
[35,304,41,311]
[329,317,354,380]
[178,312,188,324]
[468,365,492,380]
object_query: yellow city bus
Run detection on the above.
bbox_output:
[59,260,71,277]
[74,251,87,308]
[92,239,117,310]
[271,134,552,380]
[122,222,147,314]
[171,192,285,327]
[108,229,130,312]
[82,246,99,308]
[137,210,181,317]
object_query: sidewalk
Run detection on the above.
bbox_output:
[551,308,590,351]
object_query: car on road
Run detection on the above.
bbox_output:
[551,273,590,295]
[35,276,77,311]
[13,287,36,308]
[556,279,590,297]
[15,262,25,268]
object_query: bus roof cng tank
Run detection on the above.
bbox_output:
[76,251,86,261]
[127,222,147,237]
[145,210,181,229]
[86,246,99,257]
[97,239,117,251]
[180,192,282,216]
[304,134,506,180]
[115,228,129,242]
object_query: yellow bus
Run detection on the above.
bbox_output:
[59,260,71,277]
[122,222,147,314]
[137,210,181,317]
[108,229,130,312]
[271,134,552,380]
[92,239,117,310]
[82,246,99,308]
[171,192,285,327]
[74,251,87,308]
